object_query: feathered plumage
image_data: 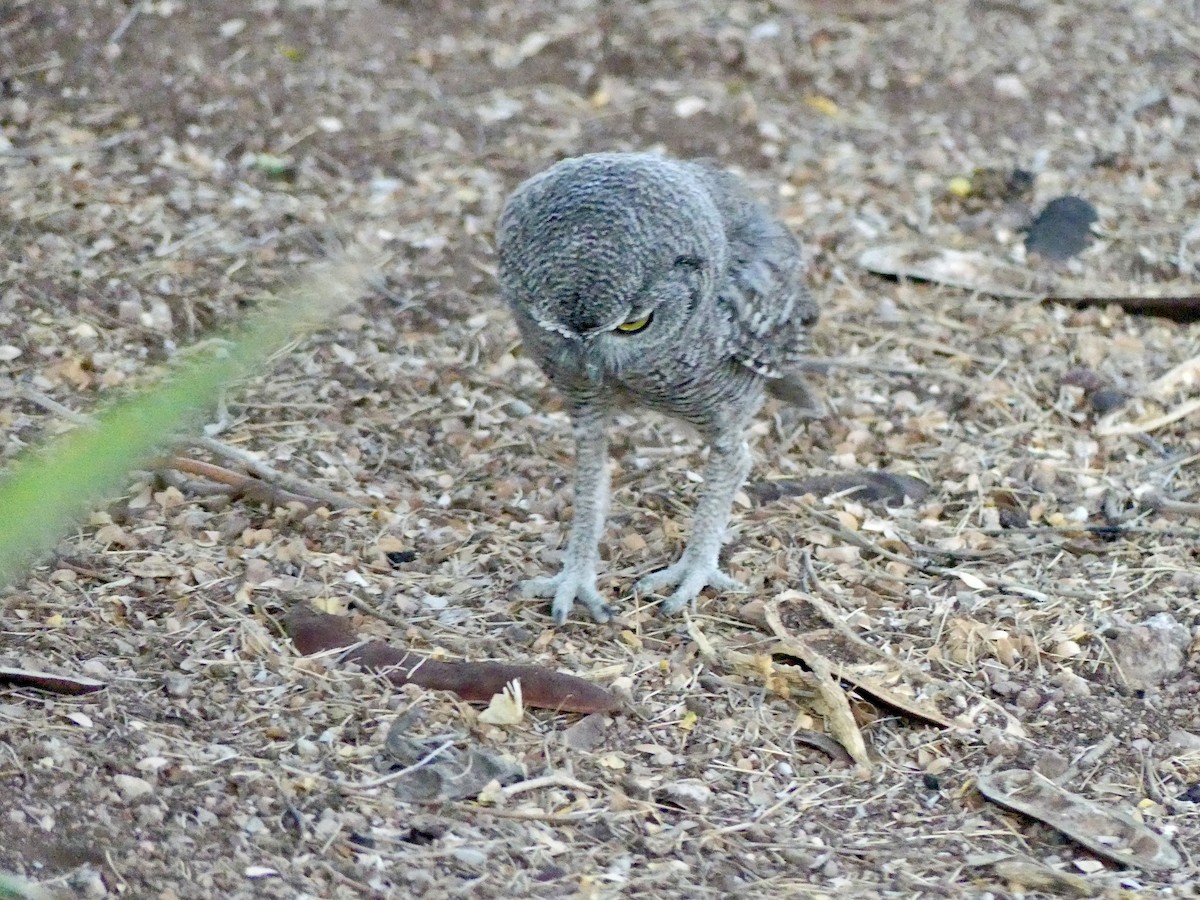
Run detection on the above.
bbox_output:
[497,152,818,624]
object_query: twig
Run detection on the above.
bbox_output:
[103,850,129,894]
[1096,396,1200,437]
[446,804,600,824]
[0,131,134,159]
[1056,734,1118,788]
[342,740,456,792]
[278,739,457,795]
[108,1,143,45]
[15,387,94,426]
[18,386,359,510]
[1141,750,1167,806]
[319,862,385,899]
[153,219,223,258]
[350,744,458,792]
[53,557,106,579]
[348,593,408,628]
[167,456,322,509]
[798,500,1103,602]
[1142,490,1200,517]
[969,523,1198,537]
[191,434,358,510]
[501,774,596,799]
[791,355,980,386]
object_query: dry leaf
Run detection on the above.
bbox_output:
[0,666,106,695]
[859,243,1200,320]
[976,769,1181,871]
[956,571,988,591]
[477,679,525,726]
[688,615,872,771]
[284,606,620,714]
[742,592,1027,738]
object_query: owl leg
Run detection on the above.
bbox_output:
[520,403,613,624]
[636,429,750,614]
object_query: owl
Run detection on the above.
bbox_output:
[496,152,818,624]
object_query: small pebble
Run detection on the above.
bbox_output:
[656,779,712,812]
[1168,730,1200,751]
[452,847,488,867]
[1089,388,1126,414]
[1109,612,1190,691]
[990,679,1017,697]
[1034,750,1069,780]
[113,773,154,803]
[386,549,418,566]
[67,867,108,899]
[164,674,192,698]
[993,74,1029,99]
[1050,669,1092,698]
[136,804,166,827]
[875,296,901,323]
[562,713,608,752]
[1015,688,1043,710]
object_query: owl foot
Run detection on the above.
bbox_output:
[521,570,612,625]
[635,557,745,615]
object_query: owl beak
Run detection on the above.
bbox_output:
[572,343,605,385]
[582,357,603,384]
[579,335,615,384]
[552,343,604,385]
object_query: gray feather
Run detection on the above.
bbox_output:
[496,152,820,623]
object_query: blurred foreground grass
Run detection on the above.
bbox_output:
[0,256,368,587]
[0,870,56,900]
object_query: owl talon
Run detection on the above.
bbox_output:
[520,572,612,625]
[636,559,746,615]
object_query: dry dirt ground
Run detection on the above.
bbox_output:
[3,1,1200,897]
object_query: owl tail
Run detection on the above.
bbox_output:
[765,375,825,418]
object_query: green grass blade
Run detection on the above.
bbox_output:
[0,257,367,586]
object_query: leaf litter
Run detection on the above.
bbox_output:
[3,0,1200,897]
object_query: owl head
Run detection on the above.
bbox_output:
[497,153,728,382]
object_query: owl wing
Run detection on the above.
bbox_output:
[690,161,819,385]
[692,167,820,413]
[721,239,822,414]
[715,208,818,379]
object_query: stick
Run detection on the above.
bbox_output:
[798,500,1101,602]
[167,456,321,509]
[19,386,359,510]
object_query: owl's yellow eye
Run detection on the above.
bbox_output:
[615,313,652,334]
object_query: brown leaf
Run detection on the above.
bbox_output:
[859,243,1200,321]
[792,729,856,765]
[687,614,871,772]
[976,769,1181,871]
[989,860,1099,898]
[0,666,106,696]
[283,606,620,714]
[992,490,1029,529]
[742,592,1026,737]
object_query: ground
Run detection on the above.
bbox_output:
[2,1,1199,897]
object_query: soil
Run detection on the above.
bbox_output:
[2,1,1199,897]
